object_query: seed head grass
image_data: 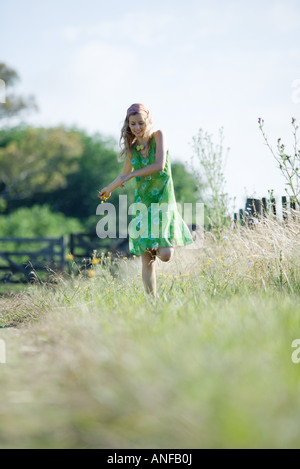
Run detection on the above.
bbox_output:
[0,214,300,448]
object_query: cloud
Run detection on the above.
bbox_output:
[54,41,138,132]
[11,0,299,204]
[268,0,300,33]
[61,26,83,42]
[68,41,135,92]
[60,10,175,48]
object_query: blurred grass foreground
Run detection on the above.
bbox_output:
[0,214,300,449]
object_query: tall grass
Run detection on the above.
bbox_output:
[0,215,300,448]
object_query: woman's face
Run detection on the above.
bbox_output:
[128,113,147,139]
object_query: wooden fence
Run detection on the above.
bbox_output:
[69,233,130,259]
[234,196,299,226]
[0,234,129,284]
[0,236,67,284]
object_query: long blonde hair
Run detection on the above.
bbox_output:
[118,103,153,162]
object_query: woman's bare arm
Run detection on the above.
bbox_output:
[99,132,167,198]
[98,154,133,199]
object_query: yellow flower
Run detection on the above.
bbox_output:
[66,253,74,260]
[88,269,95,277]
[91,258,100,264]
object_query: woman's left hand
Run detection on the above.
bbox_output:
[98,187,112,200]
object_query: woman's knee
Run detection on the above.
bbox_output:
[157,247,174,262]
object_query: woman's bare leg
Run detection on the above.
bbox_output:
[141,249,157,298]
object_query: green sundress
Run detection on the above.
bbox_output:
[129,134,194,255]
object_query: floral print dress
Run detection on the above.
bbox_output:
[128,135,194,255]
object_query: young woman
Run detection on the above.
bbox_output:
[99,103,193,298]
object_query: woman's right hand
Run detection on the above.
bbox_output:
[98,187,112,200]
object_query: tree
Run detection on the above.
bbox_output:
[0,63,37,121]
[0,125,202,235]
[258,117,300,207]
[171,161,204,206]
[191,127,232,233]
[0,126,83,207]
[52,129,125,222]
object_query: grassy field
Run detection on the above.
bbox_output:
[0,216,300,449]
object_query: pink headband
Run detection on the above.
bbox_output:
[126,103,150,118]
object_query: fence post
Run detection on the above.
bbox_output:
[290,199,296,211]
[262,197,267,217]
[282,196,288,222]
[271,196,276,216]
[60,236,67,270]
[290,198,296,220]
[239,209,245,226]
[245,198,263,217]
[70,233,75,256]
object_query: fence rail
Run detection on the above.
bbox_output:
[69,233,130,259]
[0,236,67,283]
[0,234,129,284]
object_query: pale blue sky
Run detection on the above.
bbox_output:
[1,0,300,211]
